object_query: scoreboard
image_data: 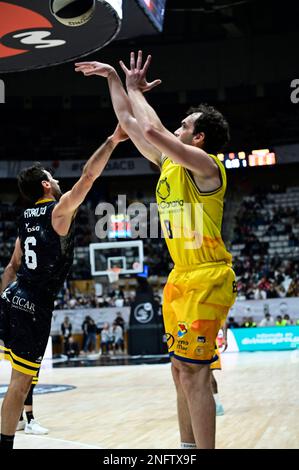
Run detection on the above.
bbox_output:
[137,0,167,32]
[217,149,276,169]
[108,214,132,239]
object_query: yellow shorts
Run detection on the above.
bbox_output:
[163,262,236,364]
[210,347,221,370]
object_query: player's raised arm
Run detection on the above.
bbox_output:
[75,61,162,167]
[121,51,219,178]
[52,124,127,237]
[1,237,22,292]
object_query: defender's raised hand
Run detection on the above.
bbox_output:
[119,50,162,92]
[75,61,115,78]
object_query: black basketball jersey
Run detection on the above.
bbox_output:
[17,199,75,298]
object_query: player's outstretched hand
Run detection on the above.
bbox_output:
[75,61,115,78]
[119,50,162,93]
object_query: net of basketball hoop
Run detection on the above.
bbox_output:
[107,267,121,284]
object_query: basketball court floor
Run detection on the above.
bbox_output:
[1,350,298,449]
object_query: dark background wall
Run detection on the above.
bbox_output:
[1,0,298,160]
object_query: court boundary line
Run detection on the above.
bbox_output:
[15,433,104,449]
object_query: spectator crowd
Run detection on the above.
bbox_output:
[231,191,299,300]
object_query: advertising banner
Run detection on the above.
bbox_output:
[0,158,157,178]
[51,306,130,334]
[226,326,299,352]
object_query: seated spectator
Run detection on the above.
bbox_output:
[275,315,284,326]
[66,336,80,358]
[242,316,257,328]
[259,313,275,327]
[100,322,113,356]
[287,278,299,297]
[115,298,124,308]
[114,311,125,332]
[68,298,77,309]
[226,317,239,329]
[275,283,287,298]
[111,321,124,354]
[240,316,249,327]
[267,283,279,299]
[283,314,293,326]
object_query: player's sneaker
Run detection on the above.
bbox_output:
[216,403,224,416]
[25,419,49,435]
[16,420,26,431]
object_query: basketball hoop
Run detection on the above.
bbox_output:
[107,267,121,284]
[132,262,141,271]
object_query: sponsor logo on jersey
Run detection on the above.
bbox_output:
[177,339,189,352]
[25,223,40,232]
[178,322,188,338]
[1,288,11,303]
[195,346,204,356]
[158,199,185,210]
[157,177,170,200]
[197,336,206,343]
[12,295,35,313]
[166,333,175,349]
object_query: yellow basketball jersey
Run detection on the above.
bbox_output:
[156,154,232,267]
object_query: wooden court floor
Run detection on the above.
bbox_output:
[0,350,298,449]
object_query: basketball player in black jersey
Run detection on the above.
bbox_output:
[0,124,128,449]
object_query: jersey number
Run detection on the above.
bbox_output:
[24,236,37,270]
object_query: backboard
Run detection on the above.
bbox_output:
[89,240,144,277]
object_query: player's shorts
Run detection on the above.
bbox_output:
[210,347,221,370]
[0,281,54,377]
[31,368,40,385]
[163,262,236,365]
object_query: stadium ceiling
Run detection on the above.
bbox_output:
[136,0,299,45]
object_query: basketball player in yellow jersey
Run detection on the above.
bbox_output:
[76,51,236,449]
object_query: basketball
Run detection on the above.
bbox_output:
[49,0,96,27]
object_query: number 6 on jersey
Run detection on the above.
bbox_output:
[24,236,37,270]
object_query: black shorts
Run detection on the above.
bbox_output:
[0,281,54,377]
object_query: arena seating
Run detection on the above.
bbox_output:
[1,183,299,305]
[230,186,299,299]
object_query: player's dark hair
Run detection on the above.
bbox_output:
[17,163,49,204]
[187,104,230,154]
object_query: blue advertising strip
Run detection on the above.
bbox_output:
[232,326,299,351]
